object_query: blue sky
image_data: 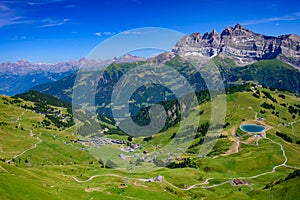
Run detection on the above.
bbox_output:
[0,0,300,63]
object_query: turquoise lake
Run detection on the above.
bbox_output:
[240,124,265,133]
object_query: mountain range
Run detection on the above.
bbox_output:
[1,24,300,199]
[1,24,300,99]
[173,24,300,68]
[0,55,145,96]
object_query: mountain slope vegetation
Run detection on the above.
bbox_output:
[0,86,299,199]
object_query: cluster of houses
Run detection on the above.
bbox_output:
[256,117,266,121]
[75,137,127,148]
[250,84,263,91]
[69,136,144,153]
[120,143,142,152]
[231,179,248,186]
[37,108,71,121]
[144,175,163,182]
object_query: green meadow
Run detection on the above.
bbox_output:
[0,87,300,199]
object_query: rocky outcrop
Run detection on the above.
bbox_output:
[173,24,300,68]
[278,34,300,67]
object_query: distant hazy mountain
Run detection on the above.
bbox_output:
[173,24,300,68]
[5,24,300,100]
[31,25,300,102]
[0,55,145,96]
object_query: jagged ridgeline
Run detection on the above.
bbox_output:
[173,24,300,67]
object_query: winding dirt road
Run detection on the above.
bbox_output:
[6,137,42,163]
[69,135,300,191]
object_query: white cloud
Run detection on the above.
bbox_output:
[0,3,9,11]
[0,2,22,27]
[64,4,76,9]
[94,31,116,37]
[39,18,70,28]
[0,16,32,27]
[14,35,27,40]
[0,0,67,6]
[121,31,143,35]
[241,13,300,25]
[27,0,67,5]
[103,31,113,35]
[0,1,72,28]
[94,32,102,36]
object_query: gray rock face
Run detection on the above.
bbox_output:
[173,24,300,67]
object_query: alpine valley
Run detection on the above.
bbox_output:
[0,24,300,199]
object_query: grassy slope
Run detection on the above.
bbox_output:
[212,56,300,93]
[0,87,300,199]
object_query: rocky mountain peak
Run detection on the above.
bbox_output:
[189,32,202,43]
[279,34,300,40]
[15,60,30,66]
[234,23,242,29]
[203,29,220,39]
[221,26,232,36]
[288,34,300,41]
[233,24,253,36]
[173,25,300,68]
[115,54,146,63]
